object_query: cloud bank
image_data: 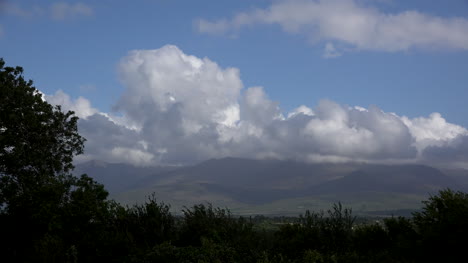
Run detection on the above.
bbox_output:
[45,45,468,167]
[195,0,468,55]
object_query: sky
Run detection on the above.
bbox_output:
[1,0,468,168]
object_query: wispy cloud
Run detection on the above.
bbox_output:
[0,1,93,21]
[79,84,97,93]
[195,0,468,55]
[0,2,44,18]
[323,42,342,58]
[50,2,93,21]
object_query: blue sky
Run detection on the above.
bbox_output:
[2,0,468,166]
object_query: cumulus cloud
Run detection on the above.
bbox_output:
[44,91,157,166]
[422,135,468,169]
[195,0,468,54]
[45,90,98,119]
[288,105,314,118]
[117,45,243,135]
[300,102,416,159]
[76,114,155,166]
[241,87,283,125]
[402,113,468,153]
[45,45,468,167]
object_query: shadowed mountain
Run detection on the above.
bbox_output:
[75,158,468,215]
[144,159,457,202]
[311,164,457,195]
[148,157,356,189]
[74,160,177,193]
[442,168,468,189]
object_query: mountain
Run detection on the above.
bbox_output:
[75,158,468,215]
[442,168,468,189]
[147,157,355,189]
[312,164,457,195]
[73,160,177,193]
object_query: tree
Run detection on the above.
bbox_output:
[383,216,417,261]
[122,194,175,257]
[0,58,86,261]
[179,203,238,246]
[412,189,468,262]
[0,58,85,206]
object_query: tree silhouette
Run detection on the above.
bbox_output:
[413,189,468,262]
[0,58,86,261]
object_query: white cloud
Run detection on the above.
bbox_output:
[45,45,468,167]
[74,113,155,166]
[241,87,283,125]
[45,90,98,119]
[402,113,468,152]
[288,105,314,118]
[196,0,468,54]
[110,147,155,167]
[117,45,242,136]
[109,44,422,164]
[298,101,415,159]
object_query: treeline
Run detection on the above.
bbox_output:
[2,60,468,262]
[2,183,468,262]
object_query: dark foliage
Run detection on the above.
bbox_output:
[0,58,86,262]
[412,189,468,262]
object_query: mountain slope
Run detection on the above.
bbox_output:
[74,160,176,193]
[311,164,457,195]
